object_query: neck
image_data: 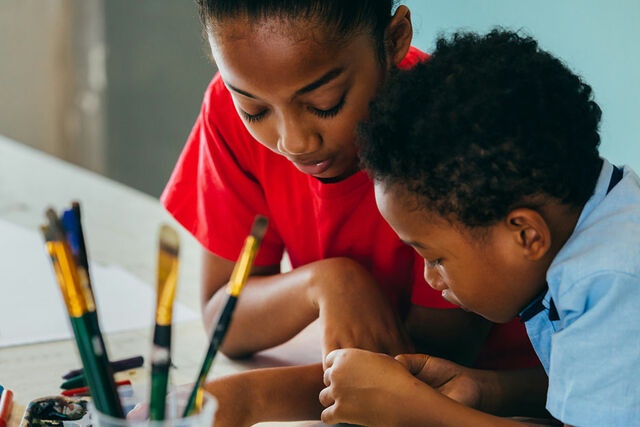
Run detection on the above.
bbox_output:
[540,201,583,262]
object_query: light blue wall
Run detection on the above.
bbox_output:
[403,0,640,172]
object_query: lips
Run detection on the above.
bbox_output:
[292,157,334,176]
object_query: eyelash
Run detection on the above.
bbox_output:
[310,95,346,118]
[240,94,346,123]
[426,258,443,268]
[241,110,267,123]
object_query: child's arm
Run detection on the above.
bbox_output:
[320,349,552,427]
[204,364,324,427]
[202,251,412,359]
[395,353,549,417]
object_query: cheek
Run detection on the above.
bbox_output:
[440,265,483,304]
[234,111,280,152]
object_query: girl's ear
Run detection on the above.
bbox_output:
[386,5,413,67]
[505,209,552,261]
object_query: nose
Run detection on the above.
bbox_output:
[424,261,447,291]
[277,118,321,156]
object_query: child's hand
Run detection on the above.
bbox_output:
[308,257,413,365]
[395,353,483,409]
[319,348,427,426]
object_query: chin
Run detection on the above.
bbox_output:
[485,311,517,324]
[316,165,358,181]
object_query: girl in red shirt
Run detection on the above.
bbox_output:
[161,1,543,424]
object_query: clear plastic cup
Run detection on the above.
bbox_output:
[90,385,217,427]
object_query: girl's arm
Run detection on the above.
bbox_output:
[201,250,411,359]
[204,364,324,427]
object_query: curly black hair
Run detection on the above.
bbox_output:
[358,29,603,227]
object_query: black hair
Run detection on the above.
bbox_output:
[195,0,396,61]
[359,29,603,227]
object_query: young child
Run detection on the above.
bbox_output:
[162,0,538,370]
[320,29,640,426]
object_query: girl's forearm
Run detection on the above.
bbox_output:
[203,264,321,357]
[205,364,324,426]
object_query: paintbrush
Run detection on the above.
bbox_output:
[182,215,268,417]
[149,225,180,420]
[42,209,124,418]
[60,204,114,403]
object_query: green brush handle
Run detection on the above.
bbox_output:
[183,296,237,417]
[60,373,86,390]
[71,312,124,418]
[150,325,172,420]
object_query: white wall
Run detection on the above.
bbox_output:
[404,0,640,171]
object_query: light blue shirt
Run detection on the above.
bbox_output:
[524,158,640,426]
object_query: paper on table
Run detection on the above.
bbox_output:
[0,217,198,348]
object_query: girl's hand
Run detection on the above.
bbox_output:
[319,348,428,426]
[308,257,413,365]
[395,353,484,410]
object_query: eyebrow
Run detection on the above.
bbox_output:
[295,67,344,96]
[400,239,427,250]
[226,67,345,100]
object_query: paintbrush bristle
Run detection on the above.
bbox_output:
[249,216,268,241]
[159,224,180,256]
[41,225,55,242]
[45,208,66,241]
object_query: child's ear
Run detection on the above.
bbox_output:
[505,209,551,261]
[385,5,413,67]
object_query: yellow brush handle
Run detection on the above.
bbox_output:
[155,251,179,325]
[227,236,258,297]
[155,225,180,326]
[45,240,89,317]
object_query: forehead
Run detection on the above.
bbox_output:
[374,182,453,235]
[375,182,435,231]
[208,17,375,96]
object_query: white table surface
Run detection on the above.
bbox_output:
[0,135,326,427]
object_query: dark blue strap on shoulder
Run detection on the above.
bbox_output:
[520,165,622,323]
[519,288,548,323]
[607,165,623,194]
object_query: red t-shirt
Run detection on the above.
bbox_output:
[161,47,539,370]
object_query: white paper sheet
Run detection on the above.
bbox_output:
[0,218,198,348]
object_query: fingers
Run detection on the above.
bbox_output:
[319,365,338,425]
[323,366,332,387]
[321,405,339,426]
[318,385,334,407]
[395,353,430,375]
[324,348,341,371]
[319,386,347,426]
[395,353,459,387]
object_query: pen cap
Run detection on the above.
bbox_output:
[0,389,14,427]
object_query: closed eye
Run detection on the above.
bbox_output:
[426,258,443,268]
[240,109,267,123]
[310,94,346,118]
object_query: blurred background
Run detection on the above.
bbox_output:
[1,0,638,198]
